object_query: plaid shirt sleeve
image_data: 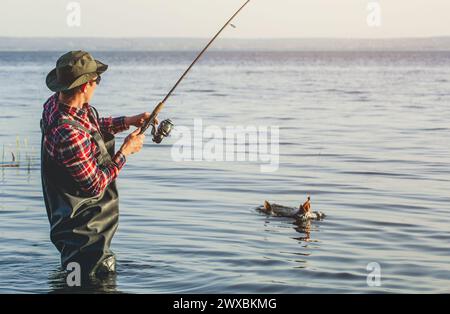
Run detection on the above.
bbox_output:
[55,126,126,197]
[98,116,130,134]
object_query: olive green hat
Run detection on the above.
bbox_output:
[46,50,108,92]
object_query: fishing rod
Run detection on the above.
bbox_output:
[140,0,252,142]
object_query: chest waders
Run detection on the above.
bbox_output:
[40,110,119,278]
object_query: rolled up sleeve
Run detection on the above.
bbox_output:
[98,116,129,134]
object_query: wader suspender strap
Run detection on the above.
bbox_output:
[41,118,110,166]
[90,106,100,121]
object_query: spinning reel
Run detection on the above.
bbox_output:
[150,118,174,144]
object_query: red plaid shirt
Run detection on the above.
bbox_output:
[42,93,129,196]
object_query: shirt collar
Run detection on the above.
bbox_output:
[56,94,90,119]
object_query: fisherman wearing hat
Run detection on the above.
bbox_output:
[41,51,155,279]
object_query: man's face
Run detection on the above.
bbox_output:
[84,77,99,102]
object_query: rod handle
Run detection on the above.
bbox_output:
[139,101,165,135]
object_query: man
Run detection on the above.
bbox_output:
[41,50,154,278]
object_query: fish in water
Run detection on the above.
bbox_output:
[257,196,326,221]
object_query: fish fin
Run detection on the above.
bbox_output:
[301,196,311,213]
[263,200,272,211]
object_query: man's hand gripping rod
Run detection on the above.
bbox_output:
[139,0,251,142]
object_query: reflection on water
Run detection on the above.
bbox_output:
[48,268,120,294]
[293,220,314,243]
[0,51,450,293]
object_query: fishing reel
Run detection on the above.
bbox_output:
[151,119,174,144]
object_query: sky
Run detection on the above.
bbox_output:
[1,0,450,38]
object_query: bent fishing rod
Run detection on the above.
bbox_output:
[140,0,251,142]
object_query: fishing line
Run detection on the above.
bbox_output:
[140,0,252,141]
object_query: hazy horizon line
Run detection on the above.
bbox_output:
[2,36,450,52]
[2,35,450,40]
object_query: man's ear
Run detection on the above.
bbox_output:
[80,83,88,93]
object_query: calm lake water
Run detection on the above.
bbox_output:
[0,51,449,293]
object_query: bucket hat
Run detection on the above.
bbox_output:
[46,50,108,92]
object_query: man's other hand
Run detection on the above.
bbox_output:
[119,128,145,157]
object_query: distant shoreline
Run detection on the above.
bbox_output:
[1,37,450,51]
